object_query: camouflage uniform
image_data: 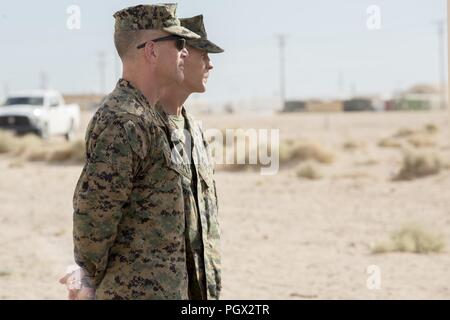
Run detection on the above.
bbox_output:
[72,4,221,300]
[73,79,221,300]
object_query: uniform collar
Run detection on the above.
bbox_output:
[154,103,191,130]
[116,78,152,110]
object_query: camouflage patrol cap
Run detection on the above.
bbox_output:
[113,4,200,40]
[180,15,224,53]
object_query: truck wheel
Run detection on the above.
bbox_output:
[65,120,75,141]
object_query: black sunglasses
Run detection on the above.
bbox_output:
[136,35,186,51]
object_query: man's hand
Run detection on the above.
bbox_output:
[59,267,95,300]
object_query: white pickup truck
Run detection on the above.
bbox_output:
[0,90,80,140]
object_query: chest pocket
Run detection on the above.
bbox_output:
[162,146,192,182]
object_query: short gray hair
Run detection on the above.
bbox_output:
[114,30,148,61]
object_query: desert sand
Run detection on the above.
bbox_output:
[1,110,449,299]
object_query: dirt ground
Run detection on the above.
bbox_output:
[1,110,450,299]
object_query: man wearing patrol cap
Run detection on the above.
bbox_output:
[156,14,224,300]
[59,4,221,300]
[112,3,199,100]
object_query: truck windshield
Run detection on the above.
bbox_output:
[4,97,44,106]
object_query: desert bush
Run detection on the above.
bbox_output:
[378,137,403,149]
[372,225,445,254]
[407,133,437,148]
[0,131,20,153]
[0,131,43,155]
[424,123,439,134]
[394,148,442,180]
[26,149,49,162]
[280,140,334,165]
[354,159,379,166]
[380,124,439,149]
[47,140,85,164]
[342,140,366,151]
[296,161,322,180]
[393,127,417,138]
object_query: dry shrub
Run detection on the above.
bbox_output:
[394,148,442,181]
[372,225,445,254]
[8,158,25,168]
[378,137,403,149]
[0,131,85,165]
[211,131,333,171]
[342,140,366,151]
[334,172,371,180]
[393,127,417,138]
[406,133,437,148]
[355,159,378,166]
[26,149,49,162]
[380,124,439,149]
[0,131,44,155]
[0,271,11,277]
[0,130,21,153]
[296,161,322,180]
[47,140,85,164]
[424,123,439,134]
[280,140,334,165]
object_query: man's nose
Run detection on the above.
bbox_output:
[207,59,214,70]
[181,47,189,58]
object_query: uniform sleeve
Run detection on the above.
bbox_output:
[73,119,139,287]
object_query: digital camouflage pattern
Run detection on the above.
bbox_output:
[73,79,221,300]
[113,3,200,40]
[180,15,224,53]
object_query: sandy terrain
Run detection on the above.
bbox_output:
[1,110,450,299]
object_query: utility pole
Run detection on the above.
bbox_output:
[276,34,287,111]
[115,51,121,81]
[447,0,450,142]
[2,82,8,103]
[338,69,344,99]
[39,71,48,90]
[436,19,447,110]
[98,51,106,94]
[3,82,9,96]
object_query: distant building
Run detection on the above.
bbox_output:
[393,84,444,111]
[384,99,397,111]
[282,100,306,112]
[343,98,374,112]
[63,94,105,110]
[282,100,343,113]
[305,100,343,112]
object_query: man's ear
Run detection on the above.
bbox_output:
[143,41,158,63]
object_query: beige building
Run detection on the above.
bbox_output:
[63,94,105,111]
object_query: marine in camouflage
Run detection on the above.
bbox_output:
[73,79,221,299]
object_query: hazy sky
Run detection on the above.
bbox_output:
[0,0,447,108]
